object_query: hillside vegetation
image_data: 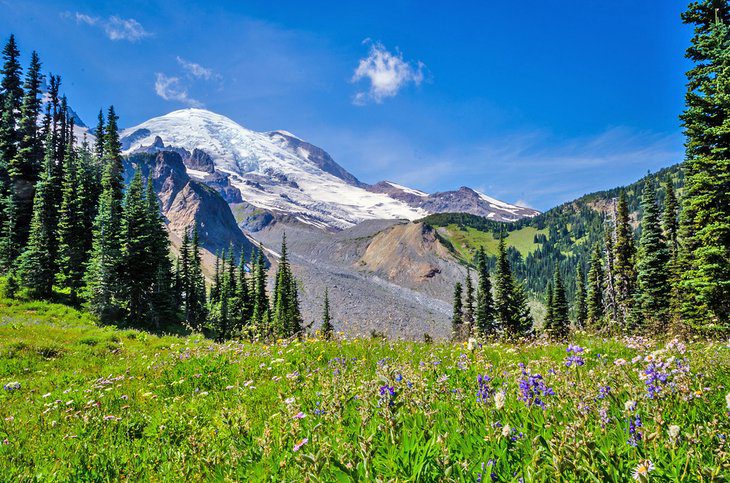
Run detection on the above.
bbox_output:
[422,164,684,300]
[1,297,728,481]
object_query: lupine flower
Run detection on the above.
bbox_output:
[597,385,611,400]
[628,414,642,447]
[643,363,669,399]
[379,385,395,397]
[293,437,308,452]
[632,460,654,481]
[476,374,492,404]
[518,370,554,409]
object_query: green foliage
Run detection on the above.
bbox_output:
[677,0,730,332]
[636,182,672,329]
[17,134,57,298]
[474,246,495,336]
[272,234,303,339]
[544,268,569,339]
[586,244,604,326]
[321,288,333,339]
[451,281,463,339]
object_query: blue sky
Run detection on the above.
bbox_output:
[1,0,691,210]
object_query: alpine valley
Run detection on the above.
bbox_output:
[116,108,542,337]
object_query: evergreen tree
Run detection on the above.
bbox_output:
[636,181,672,329]
[0,34,23,120]
[321,287,333,340]
[544,282,554,329]
[494,236,533,338]
[85,108,125,320]
[474,246,495,336]
[272,235,303,338]
[451,281,463,339]
[545,268,570,339]
[120,169,155,325]
[463,267,475,335]
[662,180,679,262]
[186,225,207,331]
[574,264,587,328]
[677,0,730,330]
[252,243,269,334]
[94,110,104,163]
[235,253,251,329]
[603,227,618,322]
[18,135,56,298]
[56,137,85,301]
[613,192,636,325]
[11,51,43,181]
[145,177,175,327]
[587,244,605,326]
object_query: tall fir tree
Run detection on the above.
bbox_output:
[94,110,105,163]
[0,34,23,121]
[85,107,125,320]
[662,180,680,262]
[587,244,605,327]
[544,282,554,330]
[56,137,85,301]
[120,169,155,325]
[613,192,637,325]
[603,226,618,322]
[186,226,207,331]
[11,50,43,181]
[574,264,587,329]
[463,267,475,335]
[494,236,533,338]
[321,287,333,340]
[451,281,463,339]
[677,0,730,331]
[17,134,56,298]
[474,246,495,336]
[145,177,175,327]
[252,243,269,334]
[545,268,570,339]
[636,181,672,330]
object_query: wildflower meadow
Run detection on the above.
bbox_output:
[1,298,729,481]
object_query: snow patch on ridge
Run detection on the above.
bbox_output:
[121,108,426,229]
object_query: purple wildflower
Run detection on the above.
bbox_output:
[476,374,492,404]
[518,370,554,409]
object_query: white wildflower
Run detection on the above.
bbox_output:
[494,392,506,410]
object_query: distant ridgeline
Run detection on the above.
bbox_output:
[420,164,684,303]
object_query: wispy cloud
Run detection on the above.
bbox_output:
[176,56,216,80]
[68,12,151,42]
[352,40,425,105]
[154,73,202,107]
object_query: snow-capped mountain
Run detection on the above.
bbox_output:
[120,108,537,229]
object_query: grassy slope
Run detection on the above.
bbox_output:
[1,298,728,481]
[439,224,547,261]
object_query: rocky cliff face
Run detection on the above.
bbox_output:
[124,151,255,258]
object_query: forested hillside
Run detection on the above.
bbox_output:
[421,164,683,301]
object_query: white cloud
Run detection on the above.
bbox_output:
[70,12,151,42]
[352,41,424,105]
[176,56,215,80]
[154,73,202,107]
